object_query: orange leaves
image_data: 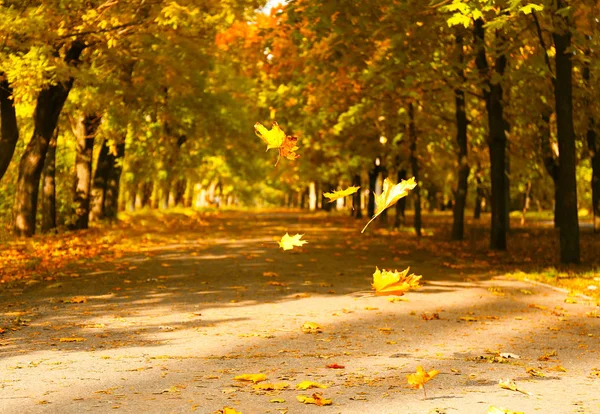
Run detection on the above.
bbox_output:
[407,366,439,398]
[372,267,421,296]
[326,363,345,369]
[254,121,300,166]
[296,393,332,406]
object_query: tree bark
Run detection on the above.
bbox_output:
[141,181,153,207]
[368,159,379,218]
[0,77,19,180]
[90,139,111,221]
[408,103,422,237]
[552,3,580,263]
[40,128,58,233]
[71,114,100,230]
[174,179,186,206]
[13,40,85,236]
[451,34,469,240]
[474,18,507,250]
[394,168,407,227]
[379,167,388,224]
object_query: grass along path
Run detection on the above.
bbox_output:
[1,211,599,413]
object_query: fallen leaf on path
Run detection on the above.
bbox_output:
[62,296,87,303]
[323,186,360,203]
[528,304,548,310]
[296,381,327,390]
[519,289,533,295]
[216,408,242,414]
[234,374,267,384]
[538,350,557,361]
[459,316,478,322]
[372,267,421,296]
[548,365,567,372]
[498,379,531,395]
[586,310,600,318]
[262,272,279,277]
[488,406,525,414]
[59,337,85,342]
[278,233,307,251]
[270,398,285,403]
[362,177,417,233]
[591,369,600,378]
[422,313,440,320]
[326,363,345,369]
[296,393,332,406]
[254,382,289,391]
[525,367,545,377]
[499,353,520,359]
[301,322,322,333]
[407,366,439,391]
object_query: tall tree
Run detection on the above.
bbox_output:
[13,40,85,237]
[40,129,59,233]
[0,76,19,180]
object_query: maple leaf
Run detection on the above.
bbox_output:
[323,186,360,203]
[301,322,322,333]
[296,393,332,406]
[407,366,439,398]
[254,121,300,165]
[234,373,267,384]
[372,267,421,296]
[253,382,289,391]
[296,381,327,390]
[498,379,531,395]
[361,177,417,233]
[326,363,345,369]
[279,233,307,251]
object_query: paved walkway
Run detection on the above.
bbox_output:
[1,212,599,413]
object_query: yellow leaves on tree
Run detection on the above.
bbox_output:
[407,366,439,398]
[233,373,267,384]
[279,233,307,251]
[361,177,417,233]
[323,186,360,203]
[254,121,300,166]
[372,267,421,296]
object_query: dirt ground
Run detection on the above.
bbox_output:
[1,211,599,414]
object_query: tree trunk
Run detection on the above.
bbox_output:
[141,181,153,207]
[408,103,422,237]
[394,168,407,227]
[353,173,362,219]
[12,41,85,236]
[368,160,379,218]
[174,179,186,206]
[104,142,125,220]
[474,174,483,219]
[520,181,532,225]
[40,128,58,233]
[0,77,19,180]
[72,114,100,230]
[90,139,111,221]
[583,51,600,232]
[379,167,388,224]
[552,4,580,263]
[474,18,507,250]
[540,109,561,228]
[451,35,469,240]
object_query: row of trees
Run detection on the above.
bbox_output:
[0,0,598,265]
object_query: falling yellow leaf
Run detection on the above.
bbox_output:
[362,177,417,233]
[278,233,307,251]
[254,121,299,165]
[488,406,525,414]
[253,382,289,391]
[498,379,531,395]
[323,186,360,203]
[296,393,332,406]
[59,337,85,342]
[301,322,322,333]
[296,381,327,390]
[407,366,439,390]
[372,267,421,296]
[234,374,267,384]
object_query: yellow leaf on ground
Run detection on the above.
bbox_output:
[234,374,267,384]
[372,267,421,296]
[296,381,327,390]
[296,393,332,406]
[278,233,307,251]
[219,408,242,414]
[459,316,478,322]
[525,367,545,377]
[253,382,289,391]
[63,296,87,303]
[498,379,531,395]
[362,177,417,233]
[323,186,360,203]
[59,337,85,342]
[488,406,525,414]
[407,366,439,390]
[270,398,285,403]
[301,322,322,333]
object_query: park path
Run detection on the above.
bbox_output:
[1,211,599,414]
